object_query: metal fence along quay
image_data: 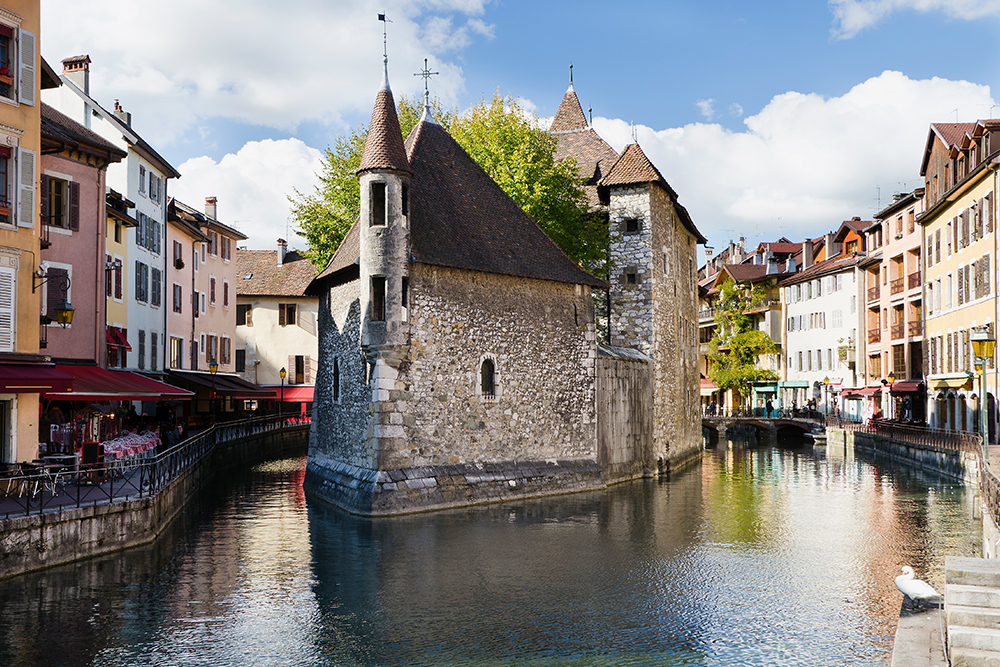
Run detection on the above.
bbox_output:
[0,414,310,520]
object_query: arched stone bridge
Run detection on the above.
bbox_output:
[702,414,821,442]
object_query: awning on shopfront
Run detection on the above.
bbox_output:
[779,381,810,389]
[890,381,924,394]
[929,374,973,390]
[700,379,719,397]
[842,386,880,398]
[167,370,276,398]
[44,365,193,401]
[275,386,314,402]
[0,363,74,393]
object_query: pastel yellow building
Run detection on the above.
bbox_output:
[919,120,999,437]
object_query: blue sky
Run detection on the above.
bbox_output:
[40,0,1000,254]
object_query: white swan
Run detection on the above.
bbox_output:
[895,566,940,608]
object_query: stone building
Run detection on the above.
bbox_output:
[550,76,707,469]
[306,64,609,515]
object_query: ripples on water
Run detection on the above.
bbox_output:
[0,441,981,667]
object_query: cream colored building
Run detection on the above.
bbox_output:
[919,120,999,437]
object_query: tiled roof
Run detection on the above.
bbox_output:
[236,249,318,297]
[932,122,978,150]
[41,103,127,160]
[404,120,605,287]
[314,218,360,283]
[778,254,860,286]
[550,86,588,133]
[357,89,411,175]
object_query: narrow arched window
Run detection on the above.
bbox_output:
[333,357,340,403]
[481,359,495,398]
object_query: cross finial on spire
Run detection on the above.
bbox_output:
[378,13,392,90]
[414,57,440,123]
[568,63,574,92]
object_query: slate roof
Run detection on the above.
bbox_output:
[550,86,588,132]
[41,103,127,161]
[236,249,318,297]
[357,89,411,175]
[778,254,860,286]
[312,118,605,290]
[599,143,708,244]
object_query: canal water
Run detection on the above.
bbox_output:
[0,439,981,666]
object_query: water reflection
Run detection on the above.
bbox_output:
[0,443,980,666]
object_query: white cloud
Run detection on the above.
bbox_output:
[729,103,744,117]
[592,71,995,252]
[830,0,1000,39]
[171,139,325,251]
[41,0,492,146]
[696,98,715,120]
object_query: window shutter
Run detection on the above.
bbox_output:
[223,281,229,307]
[246,306,252,327]
[987,195,994,234]
[17,28,34,106]
[958,268,965,305]
[278,304,286,326]
[983,255,991,297]
[305,356,312,385]
[152,268,161,306]
[288,355,295,384]
[45,267,68,319]
[39,174,48,224]
[0,266,14,352]
[953,217,959,250]
[154,220,160,254]
[114,261,122,299]
[16,147,34,228]
[68,181,80,231]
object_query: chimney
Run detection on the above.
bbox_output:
[765,251,778,275]
[113,99,131,126]
[705,247,714,261]
[62,55,91,94]
[786,257,797,273]
[205,196,217,220]
[825,232,839,258]
[803,239,814,269]
[277,238,287,266]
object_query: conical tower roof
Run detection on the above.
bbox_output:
[357,71,411,175]
[550,85,588,133]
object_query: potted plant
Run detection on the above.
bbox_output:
[0,65,13,86]
[175,257,184,270]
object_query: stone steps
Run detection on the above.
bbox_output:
[947,557,1000,665]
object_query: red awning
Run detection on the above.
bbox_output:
[105,329,117,346]
[44,365,193,401]
[113,328,132,352]
[843,386,881,398]
[0,363,73,393]
[891,381,923,394]
[277,386,314,402]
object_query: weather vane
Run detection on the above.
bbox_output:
[378,13,391,59]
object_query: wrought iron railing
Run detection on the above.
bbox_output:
[890,278,903,295]
[890,324,904,340]
[868,329,881,344]
[908,320,922,336]
[868,286,880,302]
[908,272,921,290]
[0,414,310,519]
[836,419,981,454]
[703,407,825,422]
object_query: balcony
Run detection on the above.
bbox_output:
[698,308,716,323]
[743,299,780,315]
[908,320,922,336]
[890,324,904,339]
[908,272,921,290]
[867,285,880,302]
[890,278,903,295]
[868,329,881,344]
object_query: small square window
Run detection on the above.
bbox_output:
[624,218,639,233]
[625,271,637,285]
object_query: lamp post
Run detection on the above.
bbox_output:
[279,366,286,419]
[823,376,830,417]
[972,325,996,462]
[209,358,218,424]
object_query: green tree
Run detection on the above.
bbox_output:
[708,281,779,405]
[290,93,604,272]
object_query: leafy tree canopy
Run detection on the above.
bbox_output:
[708,280,779,402]
[290,93,605,274]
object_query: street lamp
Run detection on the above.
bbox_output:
[279,366,286,418]
[209,358,218,424]
[823,376,830,417]
[972,325,996,460]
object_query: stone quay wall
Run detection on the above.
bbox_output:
[827,427,974,482]
[0,424,309,579]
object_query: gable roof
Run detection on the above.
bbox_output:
[168,198,248,241]
[41,102,127,162]
[599,143,708,244]
[312,119,606,291]
[57,75,180,179]
[236,249,318,297]
[920,122,979,176]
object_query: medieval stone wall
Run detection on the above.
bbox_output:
[649,187,702,468]
[309,279,374,472]
[608,185,654,355]
[381,264,598,469]
[595,346,652,482]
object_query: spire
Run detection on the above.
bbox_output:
[414,58,440,125]
[358,15,410,175]
[550,67,588,132]
[379,13,391,91]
